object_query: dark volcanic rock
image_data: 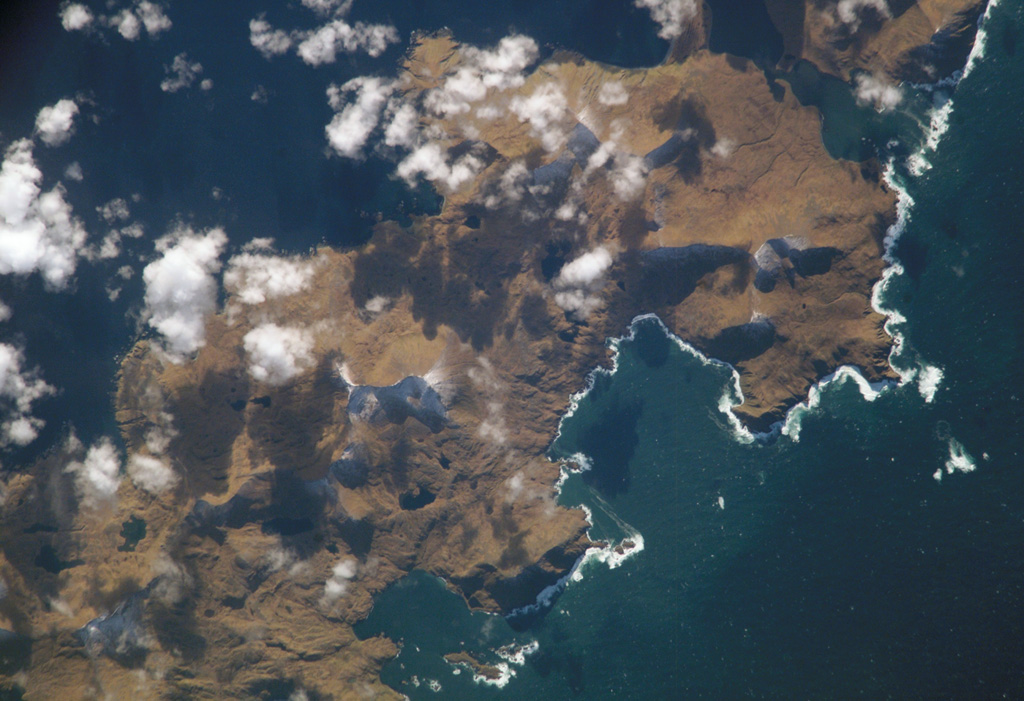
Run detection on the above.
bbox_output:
[566,122,601,167]
[348,376,448,433]
[789,246,841,277]
[644,132,689,169]
[531,152,575,200]
[702,317,777,365]
[638,244,749,305]
[329,444,370,488]
[187,471,337,534]
[896,3,987,82]
[74,592,149,666]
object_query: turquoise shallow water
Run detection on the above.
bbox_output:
[356,2,1024,698]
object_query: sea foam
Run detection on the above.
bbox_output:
[933,436,978,482]
[907,0,1002,175]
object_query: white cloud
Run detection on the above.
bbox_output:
[0,139,88,289]
[144,413,176,454]
[0,300,10,322]
[609,153,648,200]
[396,143,484,192]
[127,453,177,494]
[302,0,354,17]
[854,73,902,112]
[552,247,613,319]
[634,0,699,40]
[363,295,389,314]
[34,99,79,147]
[243,324,315,385]
[107,1,171,40]
[322,558,358,604]
[110,9,141,40]
[424,35,539,119]
[135,1,172,36]
[251,2,398,65]
[481,160,531,210]
[60,3,94,31]
[467,358,508,446]
[66,1,170,40]
[0,343,53,447]
[383,102,419,149]
[597,81,629,106]
[65,438,121,509]
[249,17,293,58]
[160,53,203,93]
[556,247,612,287]
[97,197,131,225]
[509,82,568,152]
[150,552,191,604]
[711,137,736,158]
[64,162,84,181]
[224,249,316,305]
[836,0,890,30]
[91,221,143,261]
[142,227,227,360]
[325,77,395,159]
[296,19,398,64]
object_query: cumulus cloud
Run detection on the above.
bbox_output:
[325,77,395,159]
[150,552,191,605]
[100,1,171,41]
[0,343,54,447]
[160,53,203,93]
[322,558,358,604]
[61,1,170,39]
[249,3,398,66]
[711,137,736,158]
[64,161,84,181]
[296,19,398,65]
[302,0,354,16]
[510,82,568,152]
[396,143,484,192]
[598,81,629,106]
[0,301,10,323]
[608,153,648,200]
[135,0,172,35]
[243,324,314,385]
[249,17,293,58]
[0,139,88,288]
[60,3,94,31]
[91,222,143,262]
[65,438,121,509]
[634,0,699,40]
[467,358,509,446]
[110,9,141,39]
[424,35,539,118]
[127,453,177,494]
[835,0,890,31]
[97,197,130,224]
[224,248,316,306]
[34,99,80,147]
[142,227,227,360]
[383,102,419,149]
[854,73,902,112]
[552,247,613,319]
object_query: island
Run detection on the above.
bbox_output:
[0,1,987,698]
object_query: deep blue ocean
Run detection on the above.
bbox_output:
[1,0,1022,697]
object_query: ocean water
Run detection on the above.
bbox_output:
[356,2,1024,698]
